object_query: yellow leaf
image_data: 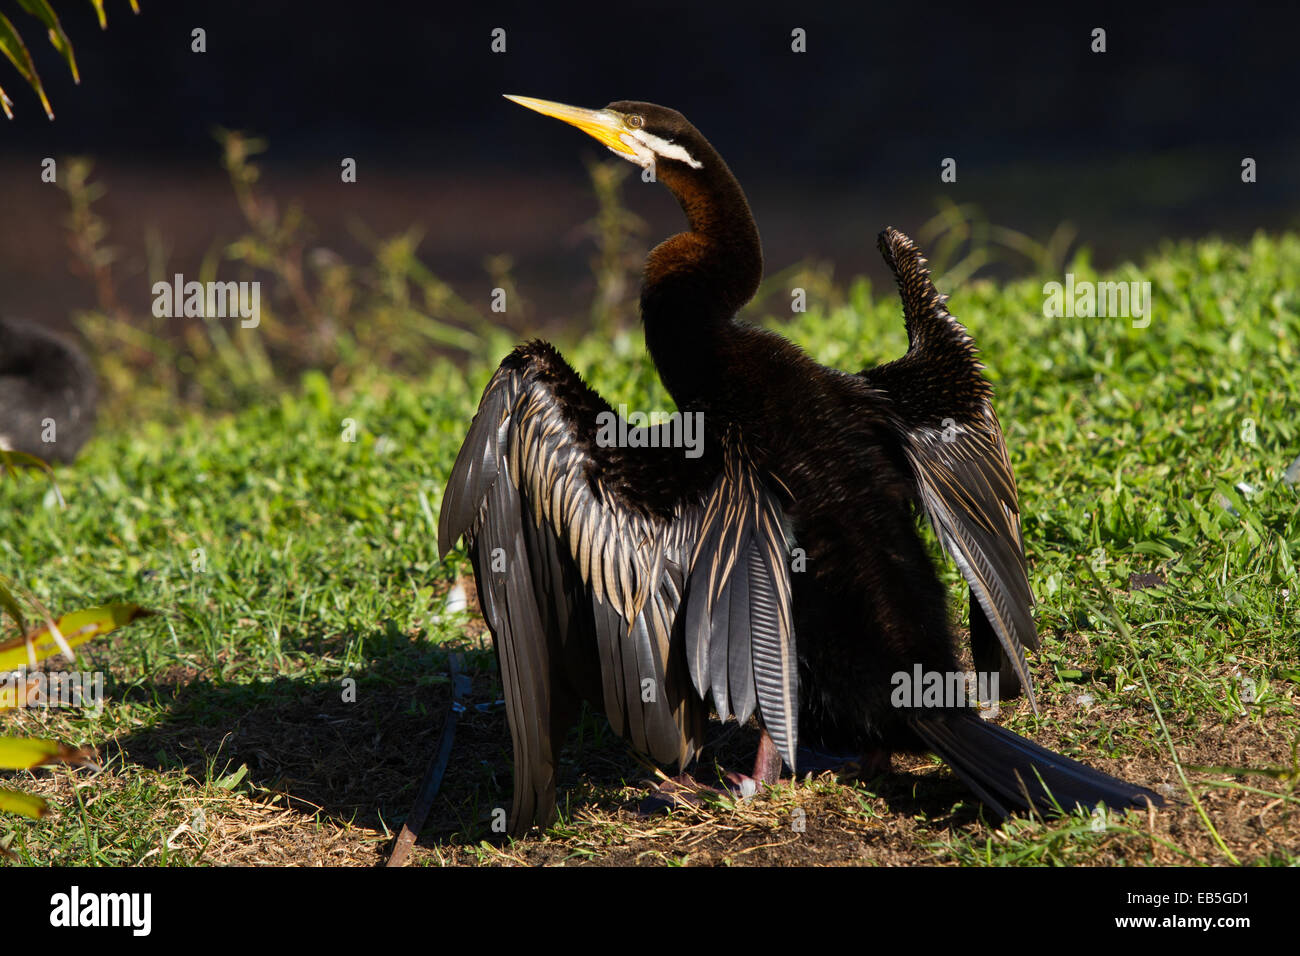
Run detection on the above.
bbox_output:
[0,788,48,818]
[0,736,95,769]
[0,603,152,671]
[0,11,53,119]
[15,0,79,84]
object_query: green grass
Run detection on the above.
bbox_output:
[2,230,1298,865]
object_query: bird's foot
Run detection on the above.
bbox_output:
[636,731,789,817]
[857,748,893,779]
[637,766,773,817]
[637,773,725,816]
[792,745,893,780]
[794,744,863,774]
[716,728,785,799]
[721,771,762,800]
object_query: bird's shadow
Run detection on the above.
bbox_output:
[110,640,997,860]
[108,631,499,845]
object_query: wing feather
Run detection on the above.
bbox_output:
[438,341,800,833]
[865,228,1040,709]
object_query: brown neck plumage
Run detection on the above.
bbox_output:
[640,134,763,406]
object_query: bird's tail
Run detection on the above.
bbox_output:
[909,711,1163,818]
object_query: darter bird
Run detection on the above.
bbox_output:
[438,96,1162,836]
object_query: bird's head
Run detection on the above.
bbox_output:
[505,94,760,315]
[504,95,704,176]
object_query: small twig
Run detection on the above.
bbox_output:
[386,653,470,867]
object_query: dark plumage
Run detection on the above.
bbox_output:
[439,98,1162,835]
[0,317,97,463]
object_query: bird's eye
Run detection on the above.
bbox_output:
[626,114,644,130]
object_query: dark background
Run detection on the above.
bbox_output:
[3,1,1298,331]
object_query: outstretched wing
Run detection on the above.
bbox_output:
[863,228,1039,708]
[438,341,798,834]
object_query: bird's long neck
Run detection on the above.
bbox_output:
[640,142,762,409]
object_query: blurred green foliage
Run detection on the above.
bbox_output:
[0,0,139,120]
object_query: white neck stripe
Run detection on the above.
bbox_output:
[619,129,703,170]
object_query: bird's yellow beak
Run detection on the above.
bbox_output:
[504,94,641,162]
